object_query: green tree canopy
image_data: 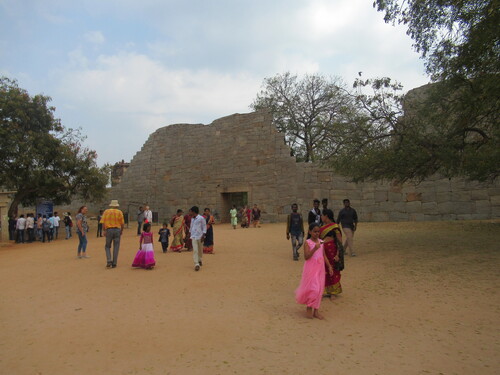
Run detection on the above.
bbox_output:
[250,72,354,162]
[0,77,110,216]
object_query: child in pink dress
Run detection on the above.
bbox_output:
[295,223,334,319]
[132,223,156,269]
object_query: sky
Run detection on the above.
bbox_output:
[0,0,430,166]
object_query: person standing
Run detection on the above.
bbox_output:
[189,206,206,271]
[26,213,35,243]
[230,205,238,229]
[75,206,89,258]
[286,203,305,261]
[47,213,55,242]
[96,210,104,237]
[308,199,321,226]
[53,212,60,240]
[100,200,125,268]
[251,204,261,228]
[16,215,27,243]
[42,215,51,243]
[36,214,43,241]
[169,209,185,252]
[337,199,358,257]
[143,205,153,224]
[137,206,144,235]
[64,212,73,239]
[183,212,193,251]
[203,208,215,254]
[8,216,17,241]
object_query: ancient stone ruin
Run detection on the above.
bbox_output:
[110,111,500,223]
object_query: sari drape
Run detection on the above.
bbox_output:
[170,215,185,252]
[320,223,342,296]
[203,215,215,253]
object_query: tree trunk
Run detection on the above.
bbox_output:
[8,194,23,218]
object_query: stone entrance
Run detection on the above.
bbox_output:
[220,192,248,223]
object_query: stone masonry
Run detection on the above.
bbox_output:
[110,111,500,223]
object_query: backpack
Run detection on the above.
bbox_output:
[42,220,50,231]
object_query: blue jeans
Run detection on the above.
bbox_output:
[77,231,88,255]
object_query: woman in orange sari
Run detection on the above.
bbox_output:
[169,209,185,252]
[320,209,343,297]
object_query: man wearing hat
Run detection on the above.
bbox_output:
[100,200,125,268]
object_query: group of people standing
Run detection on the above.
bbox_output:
[8,211,76,244]
[230,204,261,229]
[289,198,358,319]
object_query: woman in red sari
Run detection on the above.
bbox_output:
[320,209,343,297]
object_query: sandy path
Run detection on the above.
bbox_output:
[1,221,499,375]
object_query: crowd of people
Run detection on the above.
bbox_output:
[8,196,358,320]
[8,211,76,244]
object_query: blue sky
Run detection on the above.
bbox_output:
[1,0,429,165]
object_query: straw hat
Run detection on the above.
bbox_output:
[109,200,120,207]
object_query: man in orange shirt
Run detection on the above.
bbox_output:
[100,200,125,268]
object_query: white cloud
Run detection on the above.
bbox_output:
[84,30,105,44]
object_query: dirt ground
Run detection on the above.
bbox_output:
[1,220,499,375]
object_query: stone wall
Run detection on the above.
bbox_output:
[109,111,500,223]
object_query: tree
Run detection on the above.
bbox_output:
[250,72,354,162]
[0,77,110,217]
[331,77,499,182]
[332,1,500,182]
[373,0,499,81]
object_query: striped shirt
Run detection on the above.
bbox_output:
[100,208,125,229]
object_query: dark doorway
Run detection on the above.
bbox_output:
[220,192,248,223]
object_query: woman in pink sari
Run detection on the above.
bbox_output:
[295,223,334,319]
[320,209,343,297]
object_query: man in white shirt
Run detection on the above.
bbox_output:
[26,213,35,243]
[143,205,153,224]
[16,214,27,243]
[189,206,207,271]
[53,212,60,240]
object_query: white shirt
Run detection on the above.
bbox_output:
[53,216,60,227]
[16,217,27,230]
[144,210,153,223]
[26,217,35,229]
[190,214,207,240]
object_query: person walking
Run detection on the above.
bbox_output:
[75,206,89,258]
[183,212,193,251]
[132,222,156,269]
[203,208,215,254]
[295,223,334,320]
[158,223,171,253]
[286,203,305,261]
[251,204,261,228]
[337,199,358,257]
[320,209,343,298]
[169,209,185,252]
[230,205,238,229]
[96,210,104,237]
[100,200,125,268]
[189,206,206,271]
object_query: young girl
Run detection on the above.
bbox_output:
[132,223,156,269]
[295,223,334,319]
